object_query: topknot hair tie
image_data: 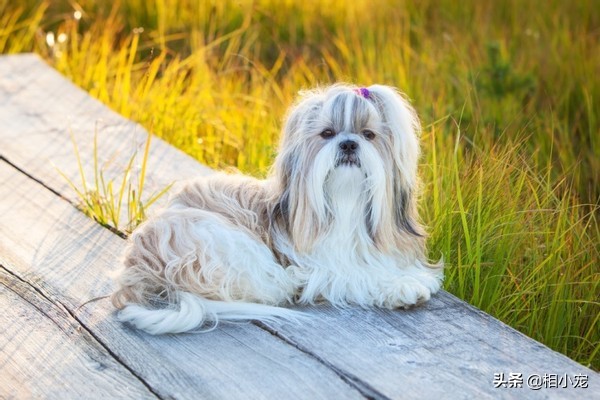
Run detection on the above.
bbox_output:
[354,87,370,99]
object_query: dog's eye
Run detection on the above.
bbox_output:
[320,129,335,139]
[363,130,376,140]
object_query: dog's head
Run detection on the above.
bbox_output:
[271,84,424,255]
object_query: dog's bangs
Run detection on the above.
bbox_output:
[322,91,378,134]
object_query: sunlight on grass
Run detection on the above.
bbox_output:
[56,128,172,235]
[2,0,598,369]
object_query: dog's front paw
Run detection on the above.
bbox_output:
[379,276,435,309]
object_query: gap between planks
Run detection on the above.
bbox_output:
[255,321,390,400]
[0,263,163,399]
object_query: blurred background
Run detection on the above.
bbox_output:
[1,0,598,369]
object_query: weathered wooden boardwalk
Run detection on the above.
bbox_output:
[0,54,597,399]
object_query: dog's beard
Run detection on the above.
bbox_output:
[324,165,370,246]
[288,135,390,253]
[334,150,361,168]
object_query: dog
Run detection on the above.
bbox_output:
[111,84,443,334]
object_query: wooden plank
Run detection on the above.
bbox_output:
[261,297,600,399]
[0,160,363,400]
[0,54,598,399]
[0,267,158,399]
[0,53,211,219]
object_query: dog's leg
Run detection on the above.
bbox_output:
[111,207,299,334]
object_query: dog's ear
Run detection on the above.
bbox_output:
[278,90,324,149]
[269,91,328,252]
[367,85,420,187]
[367,85,425,242]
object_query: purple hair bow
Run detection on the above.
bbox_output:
[354,87,370,99]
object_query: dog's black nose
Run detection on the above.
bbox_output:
[339,140,358,153]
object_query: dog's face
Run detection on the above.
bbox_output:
[287,87,383,170]
[271,84,424,256]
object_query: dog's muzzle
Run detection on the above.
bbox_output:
[336,139,360,167]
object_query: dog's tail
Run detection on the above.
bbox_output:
[117,291,304,335]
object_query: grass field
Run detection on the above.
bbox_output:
[1,0,598,369]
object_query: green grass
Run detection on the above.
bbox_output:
[1,0,598,369]
[56,129,172,235]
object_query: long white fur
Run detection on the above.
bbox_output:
[112,84,444,334]
[117,292,303,335]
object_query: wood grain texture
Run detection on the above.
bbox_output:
[0,53,211,219]
[0,54,597,399]
[261,296,600,399]
[0,160,363,400]
[0,267,158,400]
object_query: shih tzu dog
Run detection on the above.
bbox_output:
[112,84,443,334]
